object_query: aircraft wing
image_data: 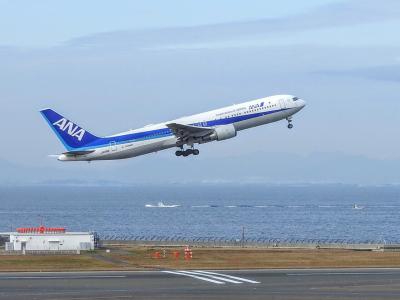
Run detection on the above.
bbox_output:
[166,123,213,140]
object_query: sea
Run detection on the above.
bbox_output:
[0,184,399,242]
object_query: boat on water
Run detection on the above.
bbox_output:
[145,201,180,208]
[353,204,364,210]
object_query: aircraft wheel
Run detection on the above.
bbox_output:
[175,150,183,156]
[182,149,191,157]
[288,123,293,129]
[193,149,200,155]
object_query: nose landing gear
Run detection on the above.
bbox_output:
[286,117,293,129]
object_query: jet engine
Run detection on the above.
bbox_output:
[202,124,237,143]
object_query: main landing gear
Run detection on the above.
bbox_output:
[286,117,293,129]
[175,147,200,157]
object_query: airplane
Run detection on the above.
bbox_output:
[40,95,306,161]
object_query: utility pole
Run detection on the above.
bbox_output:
[241,226,245,248]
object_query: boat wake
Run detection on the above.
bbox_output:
[145,201,180,208]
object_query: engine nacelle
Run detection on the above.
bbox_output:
[205,124,237,142]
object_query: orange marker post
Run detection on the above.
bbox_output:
[153,251,161,259]
[173,251,180,259]
[184,246,192,260]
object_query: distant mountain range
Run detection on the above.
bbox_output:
[0,152,399,186]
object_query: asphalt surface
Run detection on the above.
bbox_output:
[1,268,400,299]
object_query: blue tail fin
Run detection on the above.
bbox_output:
[40,108,100,150]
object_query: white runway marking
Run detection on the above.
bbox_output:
[162,270,260,285]
[193,270,260,284]
[162,271,225,284]
[178,271,242,283]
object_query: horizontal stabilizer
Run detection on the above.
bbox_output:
[62,150,95,156]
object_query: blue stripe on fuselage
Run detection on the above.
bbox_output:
[74,108,289,150]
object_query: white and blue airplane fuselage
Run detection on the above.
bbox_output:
[40,95,306,161]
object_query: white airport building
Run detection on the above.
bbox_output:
[4,226,95,253]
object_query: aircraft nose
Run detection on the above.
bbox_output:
[296,99,306,108]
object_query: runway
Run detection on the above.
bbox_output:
[1,268,400,299]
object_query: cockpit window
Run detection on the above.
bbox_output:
[293,97,299,101]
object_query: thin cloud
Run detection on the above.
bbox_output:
[66,0,400,50]
[319,65,400,82]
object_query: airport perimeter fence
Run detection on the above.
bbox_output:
[98,234,400,250]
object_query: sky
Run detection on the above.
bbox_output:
[0,0,399,185]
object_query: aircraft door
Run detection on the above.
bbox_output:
[110,141,117,151]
